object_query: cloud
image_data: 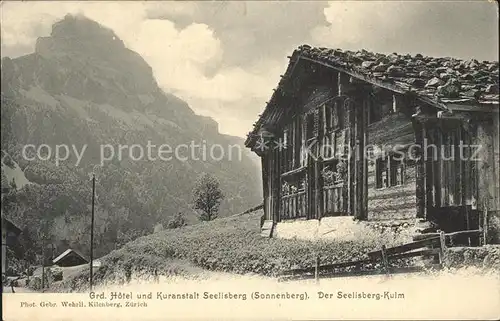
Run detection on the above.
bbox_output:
[312,1,416,50]
[312,1,498,61]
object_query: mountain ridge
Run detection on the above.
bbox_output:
[0,14,261,260]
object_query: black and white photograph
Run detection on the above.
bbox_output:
[1,1,499,320]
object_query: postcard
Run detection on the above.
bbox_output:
[1,1,499,320]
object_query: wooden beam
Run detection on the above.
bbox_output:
[367,237,440,259]
[315,255,320,283]
[425,127,434,211]
[463,128,471,234]
[261,156,270,221]
[338,72,350,96]
[413,118,426,219]
[386,154,391,187]
[455,127,462,205]
[381,245,389,274]
[315,157,323,220]
[347,101,355,216]
[363,98,369,219]
[412,229,482,241]
[483,205,488,245]
[439,126,445,206]
[438,231,447,268]
[354,95,364,220]
[447,103,499,113]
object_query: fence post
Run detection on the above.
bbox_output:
[381,245,389,274]
[438,231,447,268]
[315,255,320,284]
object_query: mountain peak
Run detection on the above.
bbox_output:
[50,14,124,46]
[36,14,126,57]
[30,14,159,101]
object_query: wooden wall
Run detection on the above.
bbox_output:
[476,119,499,212]
[258,57,498,239]
[367,162,417,220]
[365,109,417,221]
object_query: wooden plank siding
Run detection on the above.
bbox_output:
[367,162,417,220]
[366,110,417,221]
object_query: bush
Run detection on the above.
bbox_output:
[167,213,187,229]
[29,276,42,291]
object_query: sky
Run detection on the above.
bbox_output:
[1,1,498,137]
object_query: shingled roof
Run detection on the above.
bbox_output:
[297,45,499,103]
[246,45,499,146]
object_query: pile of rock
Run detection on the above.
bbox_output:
[366,220,413,235]
[295,45,499,102]
[446,245,500,269]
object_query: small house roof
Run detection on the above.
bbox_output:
[1,216,22,235]
[52,248,88,265]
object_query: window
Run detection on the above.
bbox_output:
[376,155,406,188]
[281,172,306,196]
[322,159,347,186]
[322,160,338,187]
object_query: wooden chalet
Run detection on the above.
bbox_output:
[246,45,499,240]
[52,249,88,267]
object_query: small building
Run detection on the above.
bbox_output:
[1,216,22,275]
[1,170,11,194]
[52,249,88,267]
[245,45,499,242]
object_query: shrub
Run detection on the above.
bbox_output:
[167,213,187,229]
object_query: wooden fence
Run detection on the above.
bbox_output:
[280,191,307,220]
[322,184,344,215]
[279,229,482,281]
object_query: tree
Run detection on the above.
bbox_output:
[166,212,186,229]
[192,173,224,221]
[10,178,17,191]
